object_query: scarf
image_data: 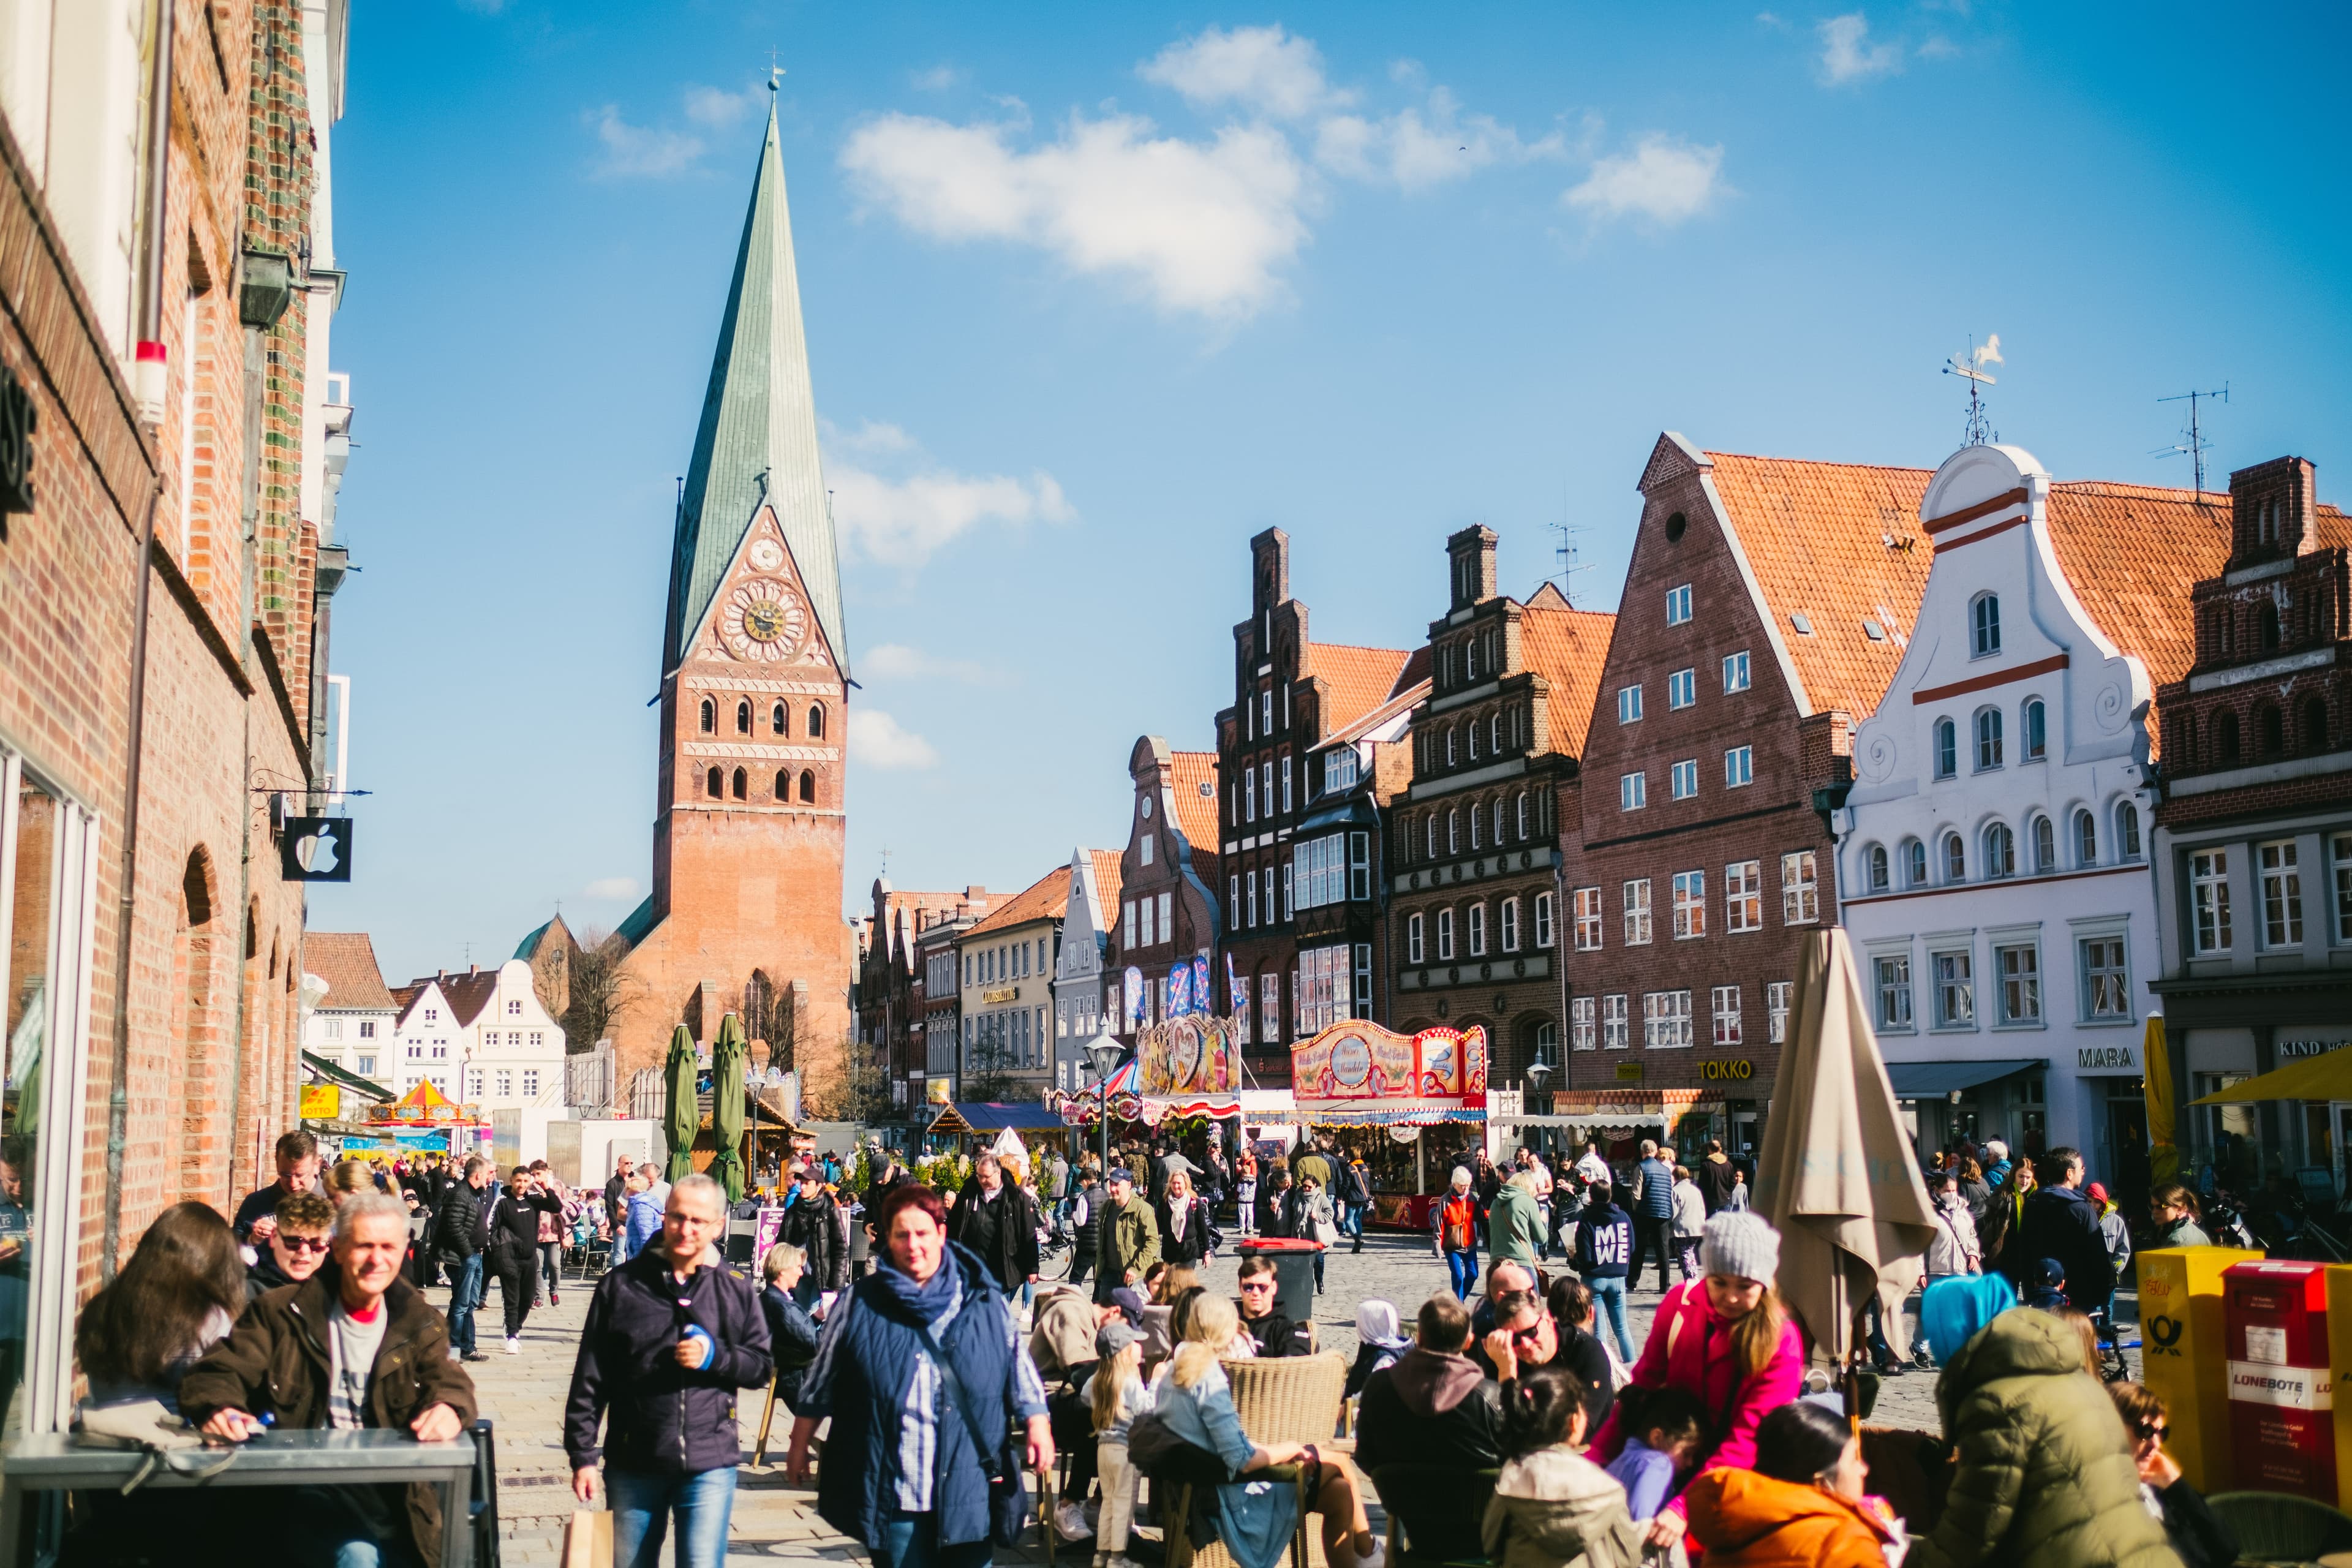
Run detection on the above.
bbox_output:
[870,1247,961,1326]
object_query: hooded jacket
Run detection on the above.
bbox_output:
[1684,1469,1899,1568]
[1480,1446,1645,1568]
[1488,1182,1546,1267]
[1910,1308,2183,1568]
[1696,1155,1738,1214]
[1354,1346,1504,1476]
[781,1185,846,1291]
[2016,1183,2112,1311]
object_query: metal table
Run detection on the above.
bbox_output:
[0,1428,475,1567]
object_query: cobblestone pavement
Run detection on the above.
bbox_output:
[469,1234,2141,1564]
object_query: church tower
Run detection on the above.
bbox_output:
[612,93,855,1102]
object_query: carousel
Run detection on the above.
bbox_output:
[1291,1019,1489,1230]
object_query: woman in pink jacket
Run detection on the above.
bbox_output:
[1587,1210,1803,1556]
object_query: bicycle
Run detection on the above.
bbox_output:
[1036,1221,1074,1281]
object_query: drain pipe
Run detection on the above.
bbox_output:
[100,0,174,1281]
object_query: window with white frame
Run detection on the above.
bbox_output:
[1602,993,1630,1049]
[2082,936,2130,1019]
[1572,995,1597,1050]
[1501,897,1521,952]
[1245,875,1259,928]
[1985,822,2016,879]
[1280,755,1293,813]
[1534,891,1555,948]
[1904,839,1928,887]
[1768,981,1793,1042]
[2118,801,2143,859]
[1618,685,1643,724]
[1725,860,1762,931]
[1724,747,1753,789]
[1574,888,1602,949]
[1781,851,1819,924]
[1259,973,1280,1043]
[1668,669,1697,709]
[1621,772,1646,811]
[1867,844,1890,892]
[1438,908,1456,960]
[2032,815,2056,873]
[359,1020,376,1039]
[1666,584,1693,625]
[2261,839,2304,948]
[507,999,522,1016]
[1971,592,2001,657]
[1943,832,1966,883]
[496,1071,514,1098]
[1670,760,1699,799]
[1723,651,1751,693]
[522,1069,540,1099]
[1934,949,1975,1028]
[1140,833,1154,867]
[1712,986,1743,1046]
[1447,811,1460,853]
[1322,747,1359,794]
[1934,718,1958,779]
[1996,943,2041,1024]
[1672,871,1706,940]
[1354,944,1373,1016]
[1297,944,1351,1035]
[1227,876,1240,929]
[1294,832,1353,910]
[1245,769,1257,822]
[1407,913,1425,964]
[1140,896,1156,947]
[2191,849,2233,954]
[1468,903,1488,956]
[2334,833,2352,942]
[1515,793,1530,841]
[1975,708,2003,771]
[1262,866,1275,924]
[1624,880,1653,945]
[1875,955,1913,1028]
[468,1071,484,1098]
[2076,810,2098,867]
[2023,698,2047,761]
[1643,990,1693,1048]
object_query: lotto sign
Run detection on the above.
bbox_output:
[2225,1259,2335,1501]
[2140,1246,2257,1493]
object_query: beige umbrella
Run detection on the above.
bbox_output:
[1752,929,1939,1409]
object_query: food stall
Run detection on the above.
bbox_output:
[1291,1020,1488,1231]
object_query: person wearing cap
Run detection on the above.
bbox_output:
[1093,1168,1161,1309]
[1587,1210,1804,1555]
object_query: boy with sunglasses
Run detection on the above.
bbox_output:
[247,1191,336,1300]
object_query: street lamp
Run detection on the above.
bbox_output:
[1086,1035,1125,1177]
[1526,1058,1553,1156]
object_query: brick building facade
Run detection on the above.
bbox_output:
[1386,528,1610,1097]
[853,881,980,1124]
[0,0,348,1439]
[1101,738,1218,1058]
[1559,436,1930,1158]
[2151,455,2352,1186]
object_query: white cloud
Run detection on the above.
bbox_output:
[840,110,1309,320]
[684,83,766,128]
[851,709,939,771]
[911,64,961,91]
[1564,135,1724,225]
[587,106,704,178]
[583,876,640,901]
[862,644,1006,685]
[823,420,1074,567]
[1819,13,1904,83]
[1138,24,1343,121]
[1316,88,1567,192]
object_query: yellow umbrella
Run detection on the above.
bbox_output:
[1753,929,1940,1403]
[2190,1047,2352,1105]
[2143,1013,2178,1184]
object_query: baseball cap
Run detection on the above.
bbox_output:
[1096,1320,1141,1358]
[1109,1287,1147,1326]
[1108,1166,1136,1185]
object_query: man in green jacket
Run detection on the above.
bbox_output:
[1093,1166,1161,1305]
[1487,1170,1547,1270]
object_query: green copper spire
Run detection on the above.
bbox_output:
[663,98,848,679]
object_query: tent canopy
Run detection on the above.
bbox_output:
[1883,1059,2045,1098]
[2192,1048,2352,1105]
[929,1102,1066,1136]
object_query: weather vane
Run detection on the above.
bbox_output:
[1943,334,2003,447]
[767,48,785,91]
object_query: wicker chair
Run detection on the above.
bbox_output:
[1164,1355,1352,1568]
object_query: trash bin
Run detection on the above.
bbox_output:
[1235,1237,1322,1325]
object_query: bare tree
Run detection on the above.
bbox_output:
[562,928,642,1052]
[965,1026,1019,1103]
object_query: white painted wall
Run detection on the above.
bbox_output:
[461,959,567,1114]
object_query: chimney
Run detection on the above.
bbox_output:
[1250,527,1290,614]
[470,963,478,976]
[1447,526,1499,611]
[2229,456,2320,570]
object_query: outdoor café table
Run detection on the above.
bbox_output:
[0,1427,475,1567]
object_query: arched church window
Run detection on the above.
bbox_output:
[699,698,715,734]
[775,769,788,799]
[808,704,826,739]
[736,701,752,736]
[799,771,816,803]
[772,702,788,735]
[705,766,723,797]
[731,767,747,800]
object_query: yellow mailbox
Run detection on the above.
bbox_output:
[2141,1245,2259,1493]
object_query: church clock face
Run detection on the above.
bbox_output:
[719,579,806,662]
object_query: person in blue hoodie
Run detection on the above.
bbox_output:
[615,1169,663,1265]
[1569,1182,1637,1363]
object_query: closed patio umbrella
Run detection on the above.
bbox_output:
[662,1023,699,1183]
[708,1012,748,1202]
[1752,929,1938,1411]
[2144,1012,2178,1184]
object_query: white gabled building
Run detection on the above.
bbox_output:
[1834,442,2219,1186]
[393,960,567,1114]
[301,933,399,1086]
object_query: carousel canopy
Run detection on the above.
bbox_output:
[1292,1020,1488,1125]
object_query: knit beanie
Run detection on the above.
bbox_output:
[1699,1209,1781,1284]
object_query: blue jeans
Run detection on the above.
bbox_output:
[1445,1247,1480,1300]
[1588,1275,1636,1362]
[874,1509,994,1568]
[447,1254,483,1355]
[1342,1202,1366,1240]
[609,1466,737,1568]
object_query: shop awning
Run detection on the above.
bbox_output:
[2191,1047,2352,1106]
[1883,1059,2045,1099]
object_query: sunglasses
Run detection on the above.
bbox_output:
[279,1234,331,1254]
[1238,1280,1276,1292]
[2136,1420,2168,1441]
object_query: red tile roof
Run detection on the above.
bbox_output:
[1088,849,1125,931]
[1169,750,1221,859]
[1326,676,1431,744]
[1306,641,1423,737]
[305,933,395,1010]
[963,865,1073,937]
[1517,604,1618,756]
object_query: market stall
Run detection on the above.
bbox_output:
[1291,1020,1488,1231]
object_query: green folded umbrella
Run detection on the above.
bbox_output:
[663,1023,699,1183]
[708,1012,748,1202]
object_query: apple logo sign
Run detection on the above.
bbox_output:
[280,817,353,882]
[296,822,340,875]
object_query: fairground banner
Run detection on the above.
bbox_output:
[1137,1014,1241,1118]
[1291,1021,1488,1125]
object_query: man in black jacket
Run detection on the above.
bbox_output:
[1234,1255,1313,1356]
[946,1153,1039,1297]
[565,1172,772,1568]
[433,1156,492,1362]
[1354,1292,1503,1490]
[2017,1145,2115,1314]
[778,1167,845,1302]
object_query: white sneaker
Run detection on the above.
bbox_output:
[1052,1502,1090,1540]
[1348,1539,1386,1568]
[1108,1556,1143,1568]
[504,1336,521,1355]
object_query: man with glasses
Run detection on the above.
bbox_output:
[1233,1256,1311,1357]
[247,1190,336,1300]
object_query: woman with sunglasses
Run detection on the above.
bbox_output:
[2110,1383,2238,1568]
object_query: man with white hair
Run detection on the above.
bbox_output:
[565,1172,773,1568]
[182,1192,477,1566]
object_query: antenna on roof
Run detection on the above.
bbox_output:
[1547,486,1594,608]
[2154,383,2230,497]
[1942,334,2002,447]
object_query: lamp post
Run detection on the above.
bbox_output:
[1087,1036,1125,1178]
[1526,1058,1554,1159]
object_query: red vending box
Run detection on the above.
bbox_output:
[2223,1259,2337,1501]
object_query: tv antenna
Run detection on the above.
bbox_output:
[2155,383,2230,497]
[1942,334,2002,447]
[1547,496,1594,608]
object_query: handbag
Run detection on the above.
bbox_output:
[916,1319,1033,1548]
[1126,1409,1231,1487]
[560,1509,613,1568]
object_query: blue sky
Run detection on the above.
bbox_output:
[309,1,2352,984]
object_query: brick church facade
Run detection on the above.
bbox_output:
[599,98,856,1105]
